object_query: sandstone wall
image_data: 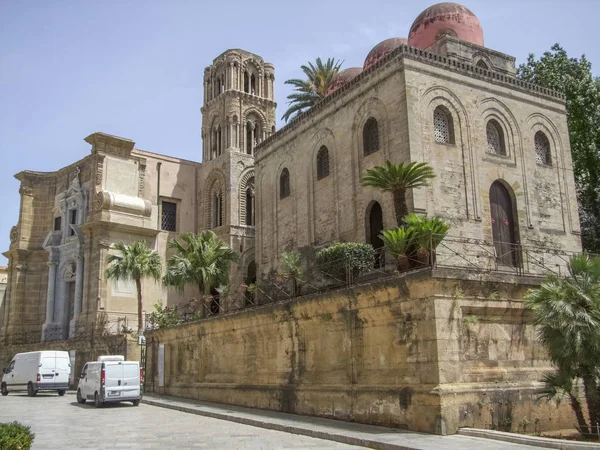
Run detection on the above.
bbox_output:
[144,269,577,434]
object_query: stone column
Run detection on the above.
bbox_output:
[45,260,57,324]
[229,63,234,90]
[74,257,83,318]
[243,122,247,154]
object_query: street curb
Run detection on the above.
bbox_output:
[459,428,600,450]
[142,397,418,450]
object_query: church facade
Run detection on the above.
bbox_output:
[1,2,581,349]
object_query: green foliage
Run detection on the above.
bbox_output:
[518,44,600,253]
[282,58,343,122]
[316,242,376,282]
[147,300,183,329]
[361,161,436,225]
[462,315,478,325]
[525,254,600,432]
[403,214,450,250]
[279,251,303,280]
[163,231,238,296]
[381,227,414,256]
[0,422,35,450]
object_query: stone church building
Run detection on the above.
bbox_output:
[2,0,581,352]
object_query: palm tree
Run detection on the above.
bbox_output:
[361,161,436,226]
[282,57,343,122]
[525,254,600,435]
[163,231,238,299]
[105,240,162,333]
[279,251,303,296]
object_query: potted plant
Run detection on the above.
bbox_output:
[380,227,414,271]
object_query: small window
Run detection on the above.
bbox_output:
[161,201,177,232]
[316,146,330,180]
[212,192,223,228]
[476,60,489,70]
[363,118,380,156]
[280,168,290,199]
[245,177,255,226]
[433,106,455,145]
[81,364,88,378]
[534,131,551,166]
[486,120,506,156]
[54,216,62,231]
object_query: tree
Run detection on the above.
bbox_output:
[163,231,238,298]
[361,161,436,226]
[525,254,600,435]
[517,44,600,253]
[105,240,162,333]
[281,57,343,122]
[279,251,303,296]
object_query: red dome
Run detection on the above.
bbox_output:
[363,37,408,70]
[408,2,483,50]
[326,67,363,95]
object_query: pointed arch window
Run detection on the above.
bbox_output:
[363,118,380,156]
[534,131,551,166]
[245,177,255,226]
[476,60,489,70]
[212,191,223,228]
[316,146,330,180]
[433,106,455,144]
[280,168,290,199]
[486,119,506,156]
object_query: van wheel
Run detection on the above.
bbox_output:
[57,390,66,396]
[131,400,140,406]
[1,383,8,396]
[94,392,102,408]
[27,382,37,397]
[76,389,86,404]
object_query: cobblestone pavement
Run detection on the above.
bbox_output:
[0,393,366,449]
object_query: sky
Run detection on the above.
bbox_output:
[0,0,598,265]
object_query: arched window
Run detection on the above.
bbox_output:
[534,131,551,166]
[271,125,276,135]
[486,119,506,155]
[212,191,223,228]
[251,74,256,95]
[280,168,290,199]
[363,118,380,156]
[367,201,384,268]
[245,177,255,226]
[316,146,330,180]
[476,60,489,70]
[433,106,455,144]
[246,123,253,154]
[244,72,249,93]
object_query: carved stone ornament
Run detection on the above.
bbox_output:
[9,226,18,243]
[95,191,107,211]
[64,263,75,281]
[19,185,33,196]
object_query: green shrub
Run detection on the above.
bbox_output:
[316,242,376,283]
[0,422,35,450]
[147,300,183,329]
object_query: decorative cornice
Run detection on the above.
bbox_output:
[255,44,565,158]
[201,89,276,113]
[19,185,33,196]
[85,132,135,157]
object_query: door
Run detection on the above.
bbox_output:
[55,354,70,386]
[40,355,58,386]
[104,363,140,399]
[368,202,384,268]
[489,181,518,267]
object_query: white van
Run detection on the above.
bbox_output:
[1,351,71,397]
[76,355,142,407]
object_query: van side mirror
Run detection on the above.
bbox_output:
[79,374,85,379]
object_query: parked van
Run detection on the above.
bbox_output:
[77,355,142,407]
[1,351,71,397]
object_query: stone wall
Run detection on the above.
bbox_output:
[144,269,577,435]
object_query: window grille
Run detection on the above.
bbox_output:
[363,118,380,156]
[317,146,330,180]
[434,107,452,144]
[535,131,551,165]
[161,201,177,232]
[486,120,505,155]
[280,168,290,199]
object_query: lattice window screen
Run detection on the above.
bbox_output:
[161,201,177,232]
[535,132,551,165]
[434,108,450,144]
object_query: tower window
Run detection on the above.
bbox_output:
[244,72,250,93]
[161,201,177,232]
[363,118,380,156]
[486,119,506,156]
[245,177,255,226]
[280,168,290,199]
[316,146,330,180]
[212,192,223,228]
[534,131,552,166]
[54,216,61,231]
[433,106,455,144]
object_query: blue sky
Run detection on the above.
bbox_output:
[0,0,598,265]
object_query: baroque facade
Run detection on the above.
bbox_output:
[2,50,274,344]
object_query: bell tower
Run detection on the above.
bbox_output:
[198,49,276,292]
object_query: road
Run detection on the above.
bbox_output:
[0,393,366,449]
